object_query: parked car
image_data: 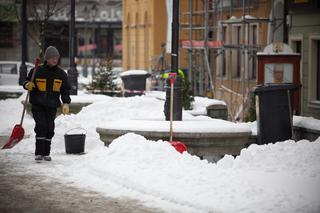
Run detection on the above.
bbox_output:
[0,61,34,85]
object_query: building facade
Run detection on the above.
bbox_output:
[179,0,276,121]
[123,0,279,121]
[122,0,167,70]
[0,0,122,68]
[287,0,320,119]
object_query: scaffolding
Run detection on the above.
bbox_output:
[180,0,278,121]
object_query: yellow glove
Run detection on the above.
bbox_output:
[62,104,69,115]
[26,82,35,91]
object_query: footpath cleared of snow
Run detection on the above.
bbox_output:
[0,93,320,213]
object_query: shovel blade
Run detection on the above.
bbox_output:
[2,124,25,149]
[170,141,187,154]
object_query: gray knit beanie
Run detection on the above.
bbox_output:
[44,46,60,60]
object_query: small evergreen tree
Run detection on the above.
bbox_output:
[182,77,194,110]
[162,70,195,110]
[88,57,118,94]
[245,92,257,122]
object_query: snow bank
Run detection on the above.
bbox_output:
[1,92,320,213]
[0,85,24,93]
[99,119,251,133]
[96,135,320,212]
[4,132,318,213]
[186,96,226,116]
[293,116,320,131]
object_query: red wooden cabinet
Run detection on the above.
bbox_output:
[257,43,301,114]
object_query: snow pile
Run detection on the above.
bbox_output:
[293,116,320,131]
[1,93,320,212]
[219,139,320,173]
[99,119,250,133]
[93,135,320,213]
[0,85,24,93]
[87,135,315,212]
[2,132,320,213]
[186,96,226,116]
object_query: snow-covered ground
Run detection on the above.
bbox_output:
[293,116,320,131]
[0,91,319,213]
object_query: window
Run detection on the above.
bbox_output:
[289,35,303,97]
[308,35,320,104]
[235,26,241,78]
[293,40,302,54]
[0,22,14,48]
[113,29,122,59]
[45,24,69,58]
[222,26,227,77]
[250,24,258,79]
[127,13,131,69]
[135,12,139,68]
[144,12,149,69]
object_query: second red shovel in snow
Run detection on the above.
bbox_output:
[168,72,187,154]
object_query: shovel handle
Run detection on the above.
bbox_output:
[20,58,40,126]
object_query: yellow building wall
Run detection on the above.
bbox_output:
[123,0,167,71]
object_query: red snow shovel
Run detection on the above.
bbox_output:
[168,73,187,154]
[2,58,40,149]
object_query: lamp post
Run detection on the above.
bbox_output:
[82,3,98,77]
[82,6,89,78]
[164,0,182,121]
[19,0,28,85]
[68,0,78,95]
[91,3,98,76]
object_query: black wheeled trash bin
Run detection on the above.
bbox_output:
[254,83,301,145]
[120,70,151,97]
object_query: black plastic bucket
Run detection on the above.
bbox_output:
[64,128,86,154]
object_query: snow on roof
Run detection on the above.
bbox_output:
[257,43,300,55]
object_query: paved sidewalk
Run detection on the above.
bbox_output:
[0,168,164,213]
[0,138,164,213]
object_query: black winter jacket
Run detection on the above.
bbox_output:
[23,62,71,108]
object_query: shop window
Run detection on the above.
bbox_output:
[0,22,13,48]
[45,24,69,58]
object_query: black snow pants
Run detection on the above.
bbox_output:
[31,105,57,156]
